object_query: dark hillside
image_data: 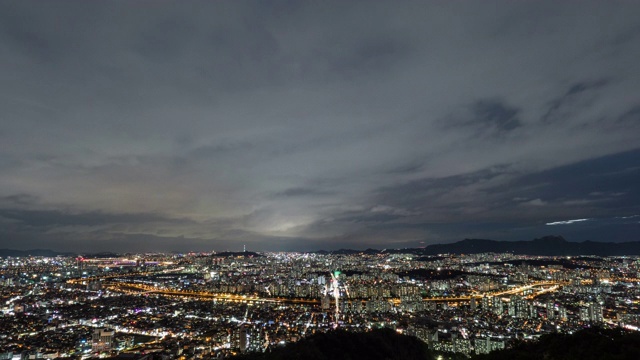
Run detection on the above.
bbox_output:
[236,328,433,360]
[474,328,640,360]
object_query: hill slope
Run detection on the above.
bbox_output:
[475,328,640,360]
[237,329,433,360]
[236,328,640,360]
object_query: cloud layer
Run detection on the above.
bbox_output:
[0,1,639,252]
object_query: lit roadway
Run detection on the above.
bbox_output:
[66,270,170,285]
[69,274,565,305]
[107,282,319,304]
[389,281,567,304]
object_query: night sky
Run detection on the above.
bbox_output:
[0,1,639,252]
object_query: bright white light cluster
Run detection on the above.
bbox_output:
[545,218,590,226]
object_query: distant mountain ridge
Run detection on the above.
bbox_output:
[422,235,640,256]
[0,248,74,257]
[3,236,640,257]
[315,236,640,256]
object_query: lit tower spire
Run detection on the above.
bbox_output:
[330,271,341,320]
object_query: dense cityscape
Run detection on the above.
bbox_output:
[2,248,639,359]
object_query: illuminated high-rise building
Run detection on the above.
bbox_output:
[92,328,114,352]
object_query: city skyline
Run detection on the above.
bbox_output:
[1,1,639,252]
[1,249,637,358]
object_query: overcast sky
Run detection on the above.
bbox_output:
[0,1,639,252]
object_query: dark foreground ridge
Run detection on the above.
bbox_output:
[236,328,433,360]
[475,328,640,360]
[235,328,640,360]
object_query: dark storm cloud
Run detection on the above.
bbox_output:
[472,100,521,132]
[542,79,610,124]
[445,99,521,136]
[618,105,640,124]
[0,1,639,251]
[504,148,640,212]
[289,149,640,247]
[381,149,640,224]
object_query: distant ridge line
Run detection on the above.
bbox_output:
[313,236,640,256]
[0,248,74,257]
[2,235,640,257]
